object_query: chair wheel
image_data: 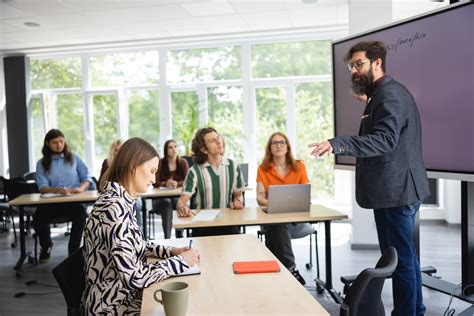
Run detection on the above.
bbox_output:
[316,285,324,294]
[27,256,37,265]
[305,263,312,270]
[11,242,16,248]
[16,269,23,277]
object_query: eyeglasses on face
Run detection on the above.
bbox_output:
[271,140,287,147]
[347,59,371,72]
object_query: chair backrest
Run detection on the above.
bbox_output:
[23,172,37,182]
[182,155,194,168]
[340,247,398,316]
[52,247,85,316]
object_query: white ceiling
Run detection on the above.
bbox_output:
[0,0,447,55]
[0,0,350,54]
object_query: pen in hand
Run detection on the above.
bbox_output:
[189,240,193,250]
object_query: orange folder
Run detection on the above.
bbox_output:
[233,260,280,274]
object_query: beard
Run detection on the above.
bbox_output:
[351,69,374,96]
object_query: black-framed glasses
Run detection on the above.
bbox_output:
[347,59,371,72]
[271,140,287,147]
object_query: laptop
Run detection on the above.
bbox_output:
[262,184,311,214]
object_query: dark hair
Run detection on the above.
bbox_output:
[261,132,298,171]
[161,139,183,178]
[41,129,73,173]
[344,41,387,73]
[100,137,159,193]
[191,127,218,165]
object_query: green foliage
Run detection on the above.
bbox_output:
[172,92,199,155]
[128,90,160,150]
[252,40,332,78]
[31,58,81,89]
[56,94,85,158]
[92,95,117,162]
[167,46,241,83]
[256,87,287,162]
[208,86,244,162]
[295,82,334,199]
[90,51,159,87]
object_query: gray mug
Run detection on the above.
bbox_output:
[154,281,189,316]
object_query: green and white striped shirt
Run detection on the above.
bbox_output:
[182,157,245,209]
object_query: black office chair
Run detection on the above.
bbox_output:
[0,178,10,232]
[52,247,85,316]
[22,171,36,182]
[182,155,194,168]
[1,176,38,249]
[340,246,398,316]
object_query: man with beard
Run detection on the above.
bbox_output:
[309,41,429,316]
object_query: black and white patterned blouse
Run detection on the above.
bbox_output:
[82,182,189,315]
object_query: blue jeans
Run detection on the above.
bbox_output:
[374,202,425,316]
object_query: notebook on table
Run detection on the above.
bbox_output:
[233,260,280,274]
[261,183,311,214]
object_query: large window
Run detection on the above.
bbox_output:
[29,39,335,198]
[90,51,159,87]
[31,96,45,163]
[171,91,199,155]
[56,94,85,159]
[91,94,117,175]
[31,57,81,89]
[252,40,332,78]
[208,86,244,162]
[167,46,241,83]
[295,82,334,198]
[128,90,160,149]
[256,87,287,162]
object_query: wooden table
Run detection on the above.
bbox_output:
[173,204,348,303]
[141,234,329,315]
[8,187,181,276]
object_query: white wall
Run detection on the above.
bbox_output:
[0,56,8,177]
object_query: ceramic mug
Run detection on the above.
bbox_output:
[154,281,189,316]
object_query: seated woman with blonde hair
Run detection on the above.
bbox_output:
[82,137,199,314]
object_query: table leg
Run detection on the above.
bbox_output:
[13,206,26,276]
[314,220,343,303]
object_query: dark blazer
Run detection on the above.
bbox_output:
[329,76,430,209]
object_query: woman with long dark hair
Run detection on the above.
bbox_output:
[152,139,189,238]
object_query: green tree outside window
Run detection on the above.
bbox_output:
[128,90,160,150]
[208,86,244,162]
[168,46,241,83]
[295,82,334,199]
[56,94,85,159]
[256,87,287,163]
[31,57,81,89]
[171,92,199,155]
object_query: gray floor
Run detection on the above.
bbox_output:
[0,217,472,315]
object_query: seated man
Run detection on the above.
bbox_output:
[34,129,91,262]
[176,127,245,236]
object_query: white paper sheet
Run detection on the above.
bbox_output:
[191,210,222,221]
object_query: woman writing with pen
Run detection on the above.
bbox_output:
[82,138,199,315]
